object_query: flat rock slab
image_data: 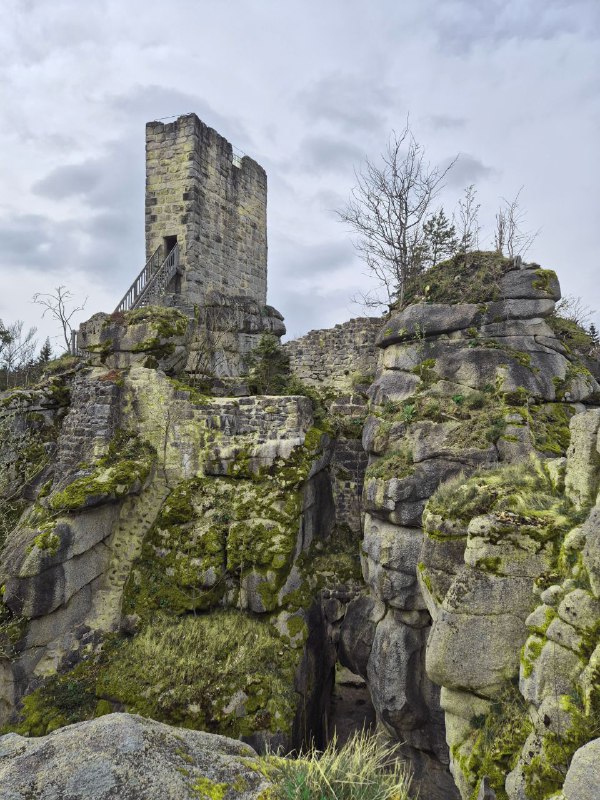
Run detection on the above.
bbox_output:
[0,713,271,800]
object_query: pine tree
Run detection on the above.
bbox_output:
[38,337,53,364]
[589,323,599,346]
[245,333,290,395]
[422,209,459,267]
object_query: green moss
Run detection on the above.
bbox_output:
[427,459,581,537]
[529,403,575,456]
[31,528,60,555]
[97,612,300,738]
[124,305,189,339]
[474,556,501,573]
[0,602,27,660]
[131,337,176,360]
[123,428,327,617]
[553,364,595,401]
[547,314,596,359]
[523,695,600,800]
[49,430,156,512]
[192,776,228,800]
[521,634,545,679]
[365,447,414,480]
[532,269,557,293]
[463,683,533,800]
[0,406,54,548]
[410,358,438,386]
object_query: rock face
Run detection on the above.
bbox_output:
[350,255,600,799]
[0,712,271,800]
[0,305,359,751]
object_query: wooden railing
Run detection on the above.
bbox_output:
[114,244,180,313]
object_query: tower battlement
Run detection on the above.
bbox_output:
[145,113,268,308]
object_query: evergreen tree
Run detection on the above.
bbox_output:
[422,209,459,267]
[245,333,290,395]
[39,337,53,364]
[589,323,599,346]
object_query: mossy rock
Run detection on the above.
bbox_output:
[7,612,303,743]
[49,430,156,512]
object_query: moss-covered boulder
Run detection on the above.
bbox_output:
[0,712,271,800]
[78,306,191,373]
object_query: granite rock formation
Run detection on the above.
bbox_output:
[1,253,599,800]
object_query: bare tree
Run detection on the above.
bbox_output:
[456,184,481,252]
[1,321,37,388]
[555,295,593,328]
[338,122,457,306]
[494,187,539,258]
[33,286,87,352]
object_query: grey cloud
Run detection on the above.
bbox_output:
[443,153,497,188]
[272,284,360,342]
[294,136,366,174]
[33,137,143,211]
[273,237,354,277]
[312,189,347,214]
[0,204,142,297]
[297,73,394,134]
[0,214,66,268]
[432,0,600,52]
[426,114,466,130]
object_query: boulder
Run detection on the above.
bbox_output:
[0,713,271,800]
[562,738,600,800]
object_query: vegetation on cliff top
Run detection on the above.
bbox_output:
[401,250,512,308]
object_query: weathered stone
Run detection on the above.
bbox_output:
[285,317,381,391]
[499,267,560,301]
[338,594,386,679]
[483,297,556,321]
[361,515,426,609]
[427,568,534,695]
[520,638,584,707]
[557,589,600,634]
[565,410,600,507]
[367,370,421,405]
[465,514,555,578]
[582,507,600,598]
[476,775,498,800]
[377,303,483,346]
[562,738,600,800]
[367,610,430,732]
[0,713,270,800]
[545,616,584,653]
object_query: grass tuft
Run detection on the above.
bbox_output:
[263,731,413,800]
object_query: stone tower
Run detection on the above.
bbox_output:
[145,113,268,308]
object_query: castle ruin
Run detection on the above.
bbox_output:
[112,113,284,377]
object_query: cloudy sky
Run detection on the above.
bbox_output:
[1,0,598,351]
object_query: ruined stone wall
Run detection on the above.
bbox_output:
[145,114,267,306]
[284,317,382,391]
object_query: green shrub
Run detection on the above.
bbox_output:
[263,731,412,800]
[246,334,291,395]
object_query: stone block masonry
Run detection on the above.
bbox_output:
[284,317,383,391]
[145,114,268,307]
